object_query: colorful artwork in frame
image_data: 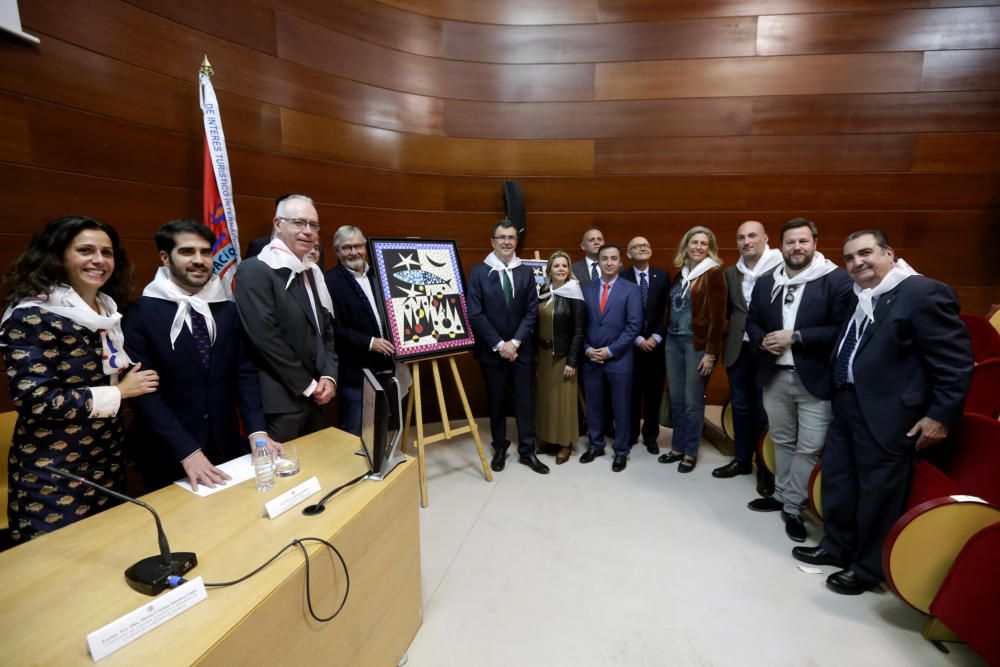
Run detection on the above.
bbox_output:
[520,259,548,295]
[368,238,475,361]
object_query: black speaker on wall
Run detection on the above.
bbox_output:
[502,180,526,243]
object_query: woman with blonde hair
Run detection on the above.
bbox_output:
[659,226,726,473]
[534,251,585,464]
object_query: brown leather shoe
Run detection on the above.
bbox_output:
[555,446,571,465]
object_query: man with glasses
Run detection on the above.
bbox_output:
[745,218,852,543]
[467,219,548,474]
[324,225,395,435]
[235,194,339,441]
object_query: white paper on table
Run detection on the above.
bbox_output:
[174,454,253,496]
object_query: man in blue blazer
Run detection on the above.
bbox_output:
[580,244,643,472]
[324,225,395,435]
[124,220,280,491]
[793,229,973,595]
[746,218,853,543]
[467,219,548,474]
[620,236,669,454]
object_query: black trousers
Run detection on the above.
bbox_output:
[819,387,915,584]
[630,342,666,446]
[480,360,536,455]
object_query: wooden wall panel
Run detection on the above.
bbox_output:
[921,48,1000,90]
[443,98,753,139]
[125,0,278,54]
[275,13,596,102]
[280,108,595,176]
[0,93,31,165]
[595,135,915,174]
[911,132,1000,171]
[751,92,1000,134]
[745,174,1000,210]
[597,0,991,22]
[757,7,1000,55]
[596,53,925,100]
[377,0,598,25]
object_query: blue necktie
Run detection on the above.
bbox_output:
[590,262,598,282]
[834,320,864,387]
[190,310,211,369]
[639,272,648,307]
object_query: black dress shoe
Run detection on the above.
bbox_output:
[518,453,550,475]
[756,480,775,497]
[580,448,605,464]
[658,451,684,464]
[612,454,627,472]
[645,443,660,455]
[782,511,807,542]
[490,450,507,472]
[747,496,783,512]
[677,457,696,473]
[826,569,876,596]
[712,460,753,478]
[792,546,848,568]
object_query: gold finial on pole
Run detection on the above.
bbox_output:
[200,55,214,77]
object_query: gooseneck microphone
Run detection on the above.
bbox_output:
[39,464,197,595]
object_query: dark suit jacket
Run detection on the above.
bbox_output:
[324,263,394,389]
[234,257,339,413]
[572,257,597,285]
[122,297,266,484]
[620,265,669,341]
[467,262,538,365]
[747,268,853,399]
[582,276,643,374]
[837,276,973,453]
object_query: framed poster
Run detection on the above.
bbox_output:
[520,259,548,295]
[368,238,475,361]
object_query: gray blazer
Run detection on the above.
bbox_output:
[572,257,596,285]
[722,263,780,367]
[234,257,338,414]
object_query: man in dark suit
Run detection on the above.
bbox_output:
[571,227,605,285]
[713,221,782,494]
[324,225,395,435]
[123,219,281,491]
[580,243,643,472]
[467,219,548,474]
[794,229,973,595]
[746,218,853,543]
[620,236,669,455]
[235,194,339,442]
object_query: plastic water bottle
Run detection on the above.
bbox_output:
[254,438,274,491]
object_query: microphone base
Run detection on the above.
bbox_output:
[124,552,198,596]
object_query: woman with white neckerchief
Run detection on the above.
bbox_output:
[1,216,159,543]
[659,227,726,473]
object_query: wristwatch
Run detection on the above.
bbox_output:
[791,331,802,345]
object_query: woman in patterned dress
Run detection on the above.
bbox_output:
[1,216,159,542]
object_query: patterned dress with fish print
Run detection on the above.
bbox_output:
[2,307,125,543]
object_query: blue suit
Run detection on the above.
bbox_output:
[324,263,394,435]
[467,261,539,454]
[581,275,643,455]
[123,297,267,490]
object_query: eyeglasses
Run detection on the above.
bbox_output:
[277,216,320,232]
[493,234,517,242]
[339,243,365,253]
[629,243,650,251]
[784,284,799,305]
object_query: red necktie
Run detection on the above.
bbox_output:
[599,283,610,315]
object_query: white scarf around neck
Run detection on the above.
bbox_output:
[142,267,229,349]
[680,258,719,297]
[544,278,584,301]
[852,258,919,327]
[257,238,334,315]
[736,246,783,278]
[1,284,132,375]
[484,251,521,272]
[769,252,838,302]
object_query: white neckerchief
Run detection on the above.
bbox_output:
[680,258,719,297]
[257,238,334,315]
[851,259,919,328]
[484,251,521,298]
[2,285,132,375]
[769,252,838,303]
[543,279,584,302]
[736,246,783,278]
[142,267,228,349]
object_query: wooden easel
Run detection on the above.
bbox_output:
[402,352,492,507]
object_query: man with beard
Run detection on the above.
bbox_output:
[746,218,853,543]
[123,219,282,491]
[324,225,396,435]
[713,221,783,493]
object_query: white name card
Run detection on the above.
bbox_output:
[264,476,322,519]
[87,577,207,661]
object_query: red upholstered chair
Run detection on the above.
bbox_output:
[960,313,1000,364]
[964,358,1000,420]
[882,414,1000,660]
